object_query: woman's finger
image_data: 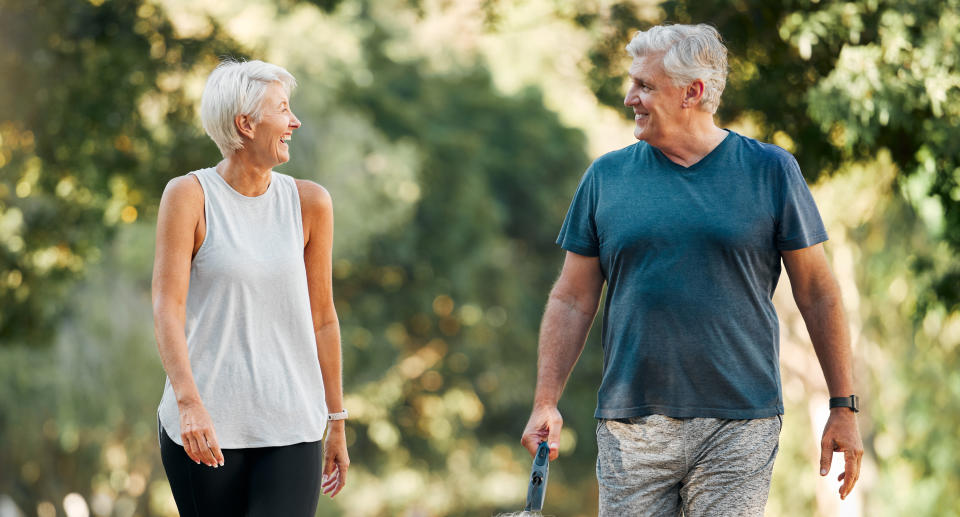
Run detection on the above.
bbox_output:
[322,452,336,476]
[182,434,201,464]
[321,467,339,495]
[206,431,225,467]
[196,432,217,467]
[334,459,347,495]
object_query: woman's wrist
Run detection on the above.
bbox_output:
[175,390,202,407]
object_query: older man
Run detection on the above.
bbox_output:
[520,24,862,516]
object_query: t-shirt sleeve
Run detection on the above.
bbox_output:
[776,154,828,250]
[557,164,600,256]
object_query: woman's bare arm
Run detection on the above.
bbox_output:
[152,175,223,468]
[297,179,349,497]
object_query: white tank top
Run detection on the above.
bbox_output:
[158,167,328,448]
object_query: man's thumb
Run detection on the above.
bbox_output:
[547,424,562,459]
[819,437,833,476]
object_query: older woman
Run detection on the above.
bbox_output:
[153,59,349,516]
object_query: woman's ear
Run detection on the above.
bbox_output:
[235,114,255,140]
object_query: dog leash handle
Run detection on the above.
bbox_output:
[524,441,550,511]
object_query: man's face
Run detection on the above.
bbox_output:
[623,54,685,145]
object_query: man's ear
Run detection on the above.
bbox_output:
[235,114,255,139]
[682,80,705,109]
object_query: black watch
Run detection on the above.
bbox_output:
[829,395,860,413]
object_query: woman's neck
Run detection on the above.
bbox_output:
[216,154,272,197]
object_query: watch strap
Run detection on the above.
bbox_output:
[328,409,349,421]
[829,395,860,413]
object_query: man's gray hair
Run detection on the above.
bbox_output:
[200,59,297,157]
[625,24,728,114]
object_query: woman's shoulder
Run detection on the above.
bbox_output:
[158,173,206,222]
[162,173,205,203]
[293,178,332,212]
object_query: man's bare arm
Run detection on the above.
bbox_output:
[782,243,863,500]
[521,251,605,460]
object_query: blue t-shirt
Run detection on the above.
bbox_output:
[558,130,828,420]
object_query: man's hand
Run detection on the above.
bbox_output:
[819,408,863,499]
[521,405,563,461]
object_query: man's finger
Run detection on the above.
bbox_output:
[521,433,540,456]
[840,449,857,499]
[819,437,833,476]
[546,424,562,461]
[521,425,548,457]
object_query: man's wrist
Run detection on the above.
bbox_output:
[532,390,561,408]
[829,394,860,413]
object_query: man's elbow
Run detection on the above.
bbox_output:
[793,280,842,314]
[549,284,596,318]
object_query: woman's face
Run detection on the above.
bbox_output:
[248,81,301,165]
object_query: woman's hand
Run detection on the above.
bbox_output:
[321,421,349,497]
[178,399,224,468]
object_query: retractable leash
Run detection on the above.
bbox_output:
[494,442,551,517]
[524,441,551,512]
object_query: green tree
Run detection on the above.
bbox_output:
[309,17,596,514]
[0,0,244,346]
[566,1,960,513]
[571,0,960,306]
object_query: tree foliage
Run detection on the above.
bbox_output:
[571,0,960,308]
[2,0,960,516]
[568,2,960,513]
[0,0,244,346]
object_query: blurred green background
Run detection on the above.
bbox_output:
[2,0,959,515]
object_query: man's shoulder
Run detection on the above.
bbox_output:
[728,131,797,168]
[590,141,645,173]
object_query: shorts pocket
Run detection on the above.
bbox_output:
[596,418,607,437]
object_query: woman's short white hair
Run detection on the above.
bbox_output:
[200,59,297,157]
[625,24,728,114]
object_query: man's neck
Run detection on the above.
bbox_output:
[652,118,728,168]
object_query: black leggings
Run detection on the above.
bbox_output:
[159,422,322,517]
